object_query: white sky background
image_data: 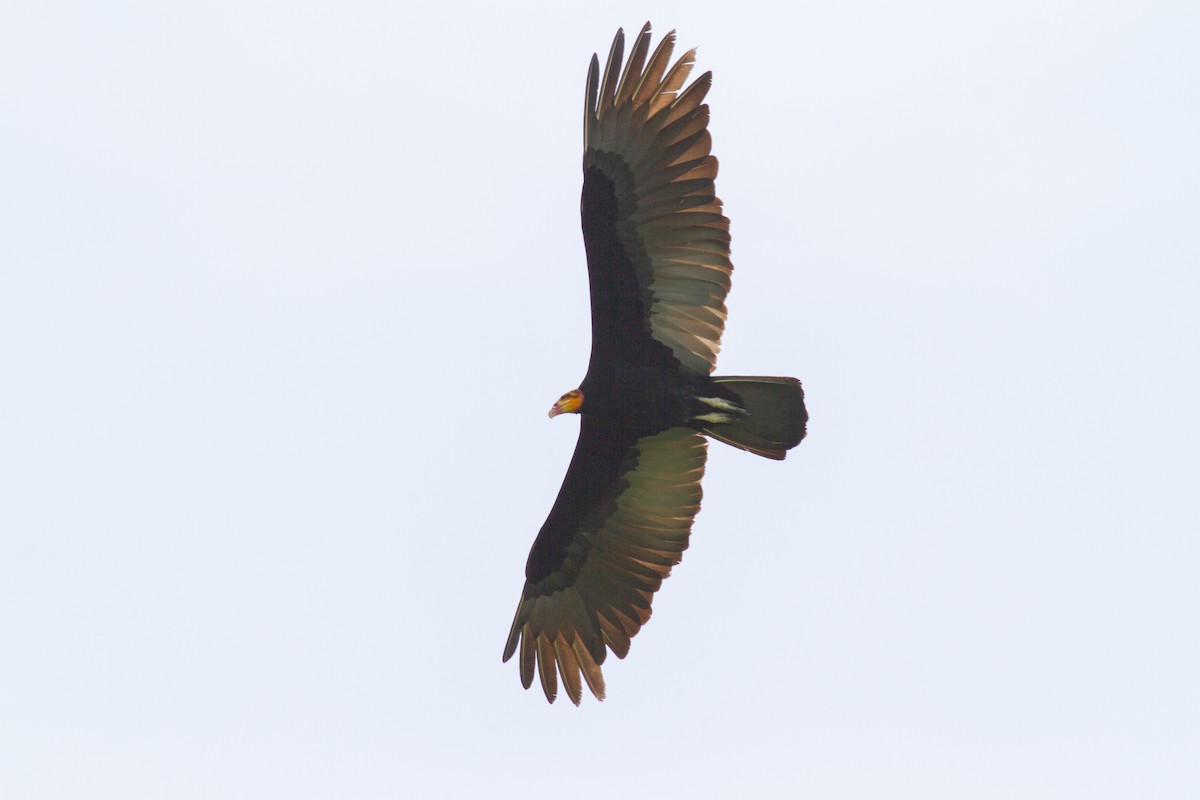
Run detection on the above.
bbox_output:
[2,1,1198,797]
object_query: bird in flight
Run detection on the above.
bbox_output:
[504,23,808,704]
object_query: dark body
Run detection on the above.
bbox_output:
[527,368,736,586]
[504,24,807,704]
[525,162,741,585]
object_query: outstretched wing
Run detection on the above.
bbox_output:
[503,422,708,704]
[581,23,732,376]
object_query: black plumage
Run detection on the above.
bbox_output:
[504,23,808,704]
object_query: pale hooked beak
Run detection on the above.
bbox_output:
[548,389,583,418]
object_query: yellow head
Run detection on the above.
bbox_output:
[548,389,584,418]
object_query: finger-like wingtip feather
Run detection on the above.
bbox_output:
[536,635,558,703]
[584,55,600,146]
[597,27,625,116]
[554,638,585,706]
[574,638,607,701]
[614,23,653,110]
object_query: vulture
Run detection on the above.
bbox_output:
[503,23,808,704]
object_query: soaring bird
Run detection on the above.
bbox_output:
[504,23,808,704]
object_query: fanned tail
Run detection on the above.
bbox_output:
[702,376,807,460]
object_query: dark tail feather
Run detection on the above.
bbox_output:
[703,376,808,460]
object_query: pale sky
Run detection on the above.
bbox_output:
[2,2,1198,798]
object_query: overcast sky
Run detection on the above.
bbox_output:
[2,2,1198,798]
